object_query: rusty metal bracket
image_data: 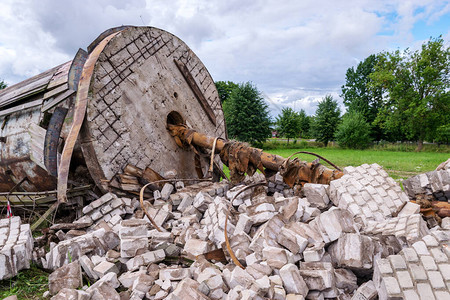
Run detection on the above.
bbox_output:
[44,107,68,177]
[57,31,122,203]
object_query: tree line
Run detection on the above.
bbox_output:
[216,36,449,151]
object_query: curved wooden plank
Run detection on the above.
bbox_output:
[57,31,122,203]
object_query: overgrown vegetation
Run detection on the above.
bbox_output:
[0,265,49,300]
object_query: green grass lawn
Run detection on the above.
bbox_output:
[264,148,449,180]
[0,265,49,300]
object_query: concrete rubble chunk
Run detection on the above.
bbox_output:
[48,261,83,295]
[161,183,175,200]
[328,233,375,270]
[302,183,330,209]
[50,288,90,300]
[299,262,335,292]
[93,260,119,277]
[309,208,357,244]
[168,277,210,299]
[183,238,210,257]
[351,280,377,300]
[279,263,309,296]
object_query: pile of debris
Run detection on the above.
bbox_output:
[1,163,449,300]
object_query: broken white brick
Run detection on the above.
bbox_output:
[279,263,309,296]
[328,233,374,270]
[262,246,289,269]
[183,238,209,257]
[397,202,420,217]
[277,224,309,254]
[93,261,119,277]
[161,183,174,200]
[303,183,330,209]
[234,214,253,235]
[159,267,191,281]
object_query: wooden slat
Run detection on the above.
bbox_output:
[41,89,75,112]
[47,61,71,89]
[0,67,61,109]
[0,98,43,117]
[29,123,47,171]
[43,83,69,100]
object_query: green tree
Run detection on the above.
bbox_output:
[341,54,383,140]
[297,109,311,138]
[0,80,6,90]
[223,82,271,144]
[310,95,341,146]
[215,81,239,103]
[276,107,300,144]
[336,111,372,149]
[370,37,450,151]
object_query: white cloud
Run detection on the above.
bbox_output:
[0,0,448,117]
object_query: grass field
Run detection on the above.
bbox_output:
[264,148,449,180]
[0,265,49,300]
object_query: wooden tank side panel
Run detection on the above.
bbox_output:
[0,107,56,192]
[83,26,226,182]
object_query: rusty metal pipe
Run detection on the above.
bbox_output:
[167,124,343,185]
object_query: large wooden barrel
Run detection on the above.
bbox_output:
[0,26,226,195]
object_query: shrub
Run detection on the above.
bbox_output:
[336,111,372,149]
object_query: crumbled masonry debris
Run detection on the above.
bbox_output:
[1,162,450,299]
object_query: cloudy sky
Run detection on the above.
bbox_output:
[0,0,449,116]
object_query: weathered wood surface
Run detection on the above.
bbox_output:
[0,61,70,109]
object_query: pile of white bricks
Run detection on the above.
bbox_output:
[1,163,449,300]
[0,216,33,280]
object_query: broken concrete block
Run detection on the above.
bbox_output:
[93,260,119,277]
[169,278,210,299]
[125,249,165,271]
[193,192,213,212]
[183,238,210,257]
[299,262,335,291]
[303,243,325,262]
[277,223,309,254]
[159,267,191,281]
[328,233,374,270]
[234,214,253,235]
[262,246,290,269]
[79,255,99,280]
[50,288,90,300]
[132,273,155,294]
[351,280,377,299]
[118,270,147,288]
[303,183,330,209]
[48,261,83,295]
[397,201,420,217]
[229,266,254,289]
[161,183,174,200]
[120,237,148,258]
[309,208,357,244]
[279,263,309,296]
[334,268,358,293]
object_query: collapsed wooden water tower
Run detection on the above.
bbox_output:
[0,26,227,201]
